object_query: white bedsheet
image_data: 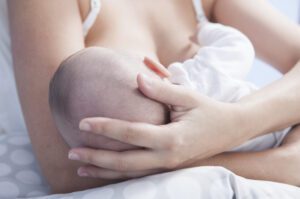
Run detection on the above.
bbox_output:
[1,133,300,199]
[24,163,300,199]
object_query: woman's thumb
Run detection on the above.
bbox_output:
[137,73,199,108]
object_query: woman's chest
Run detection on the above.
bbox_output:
[79,0,214,66]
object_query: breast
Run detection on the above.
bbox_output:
[79,0,202,66]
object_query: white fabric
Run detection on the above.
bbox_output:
[192,0,207,22]
[168,19,289,152]
[82,0,101,37]
[22,165,300,199]
[168,21,255,100]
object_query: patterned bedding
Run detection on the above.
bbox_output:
[1,134,300,199]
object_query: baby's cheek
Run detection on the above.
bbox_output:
[79,131,138,151]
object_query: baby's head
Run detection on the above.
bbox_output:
[49,47,169,151]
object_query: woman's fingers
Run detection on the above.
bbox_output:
[137,73,200,108]
[144,57,171,78]
[79,118,169,149]
[69,148,164,171]
[77,165,162,179]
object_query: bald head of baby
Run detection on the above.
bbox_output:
[49,47,169,151]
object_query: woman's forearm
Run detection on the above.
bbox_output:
[8,0,114,193]
[212,0,300,138]
[193,63,300,185]
[213,0,300,72]
[192,147,300,186]
[238,61,300,140]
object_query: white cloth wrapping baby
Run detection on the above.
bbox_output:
[168,20,290,152]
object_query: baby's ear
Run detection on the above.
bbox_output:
[143,57,170,78]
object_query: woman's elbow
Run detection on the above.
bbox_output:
[284,45,300,73]
[271,43,300,74]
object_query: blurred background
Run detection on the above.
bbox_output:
[247,0,300,87]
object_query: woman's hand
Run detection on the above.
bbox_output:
[68,72,247,179]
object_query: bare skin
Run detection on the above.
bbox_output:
[71,61,300,186]
[8,0,300,193]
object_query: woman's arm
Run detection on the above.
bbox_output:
[192,1,300,184]
[181,1,300,185]
[191,0,300,184]
[192,124,300,186]
[169,0,300,179]
[69,61,300,184]
[61,0,300,185]
[213,0,300,163]
[239,61,300,136]
[212,0,300,73]
[191,62,300,185]
[8,0,113,193]
[192,143,300,186]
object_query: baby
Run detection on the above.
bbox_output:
[49,48,169,151]
[49,4,290,153]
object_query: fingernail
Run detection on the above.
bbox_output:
[68,152,80,160]
[78,168,89,177]
[141,74,152,87]
[79,121,91,131]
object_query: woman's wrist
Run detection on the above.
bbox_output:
[234,101,267,140]
[235,62,300,140]
[221,102,259,149]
